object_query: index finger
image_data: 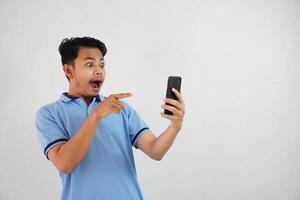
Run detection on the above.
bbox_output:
[113,92,133,99]
[172,88,185,105]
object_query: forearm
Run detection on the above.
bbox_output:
[55,111,101,172]
[151,125,180,160]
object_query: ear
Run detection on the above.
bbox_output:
[63,64,74,80]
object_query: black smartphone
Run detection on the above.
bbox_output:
[164,76,182,115]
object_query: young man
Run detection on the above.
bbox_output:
[35,37,185,200]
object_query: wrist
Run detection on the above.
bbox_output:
[169,123,181,133]
[90,110,103,122]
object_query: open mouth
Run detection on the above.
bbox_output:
[89,80,102,89]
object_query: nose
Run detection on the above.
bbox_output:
[94,66,103,76]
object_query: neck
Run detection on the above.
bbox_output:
[83,97,93,106]
[68,85,94,106]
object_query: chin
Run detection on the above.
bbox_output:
[91,89,100,95]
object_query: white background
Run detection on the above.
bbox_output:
[0,0,299,199]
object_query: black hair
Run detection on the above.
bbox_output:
[58,36,107,81]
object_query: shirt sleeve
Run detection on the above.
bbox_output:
[122,102,150,148]
[35,106,69,160]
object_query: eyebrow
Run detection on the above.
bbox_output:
[84,57,104,61]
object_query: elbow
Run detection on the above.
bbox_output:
[48,146,76,175]
[60,166,73,175]
[153,157,163,161]
[56,161,75,175]
[151,153,164,161]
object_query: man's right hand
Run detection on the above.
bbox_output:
[93,92,133,120]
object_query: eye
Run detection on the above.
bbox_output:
[86,62,93,67]
[100,63,105,68]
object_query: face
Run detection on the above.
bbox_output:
[64,47,105,97]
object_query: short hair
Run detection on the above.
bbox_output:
[58,37,107,81]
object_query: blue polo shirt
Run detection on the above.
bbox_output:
[35,92,150,200]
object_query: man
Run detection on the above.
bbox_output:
[35,36,185,200]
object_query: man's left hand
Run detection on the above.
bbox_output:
[160,88,185,132]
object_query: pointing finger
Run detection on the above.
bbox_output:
[113,92,133,99]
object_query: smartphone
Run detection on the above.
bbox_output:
[164,76,182,115]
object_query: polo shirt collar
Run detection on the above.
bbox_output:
[60,92,101,103]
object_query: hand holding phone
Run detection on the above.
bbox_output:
[164,76,182,115]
